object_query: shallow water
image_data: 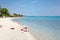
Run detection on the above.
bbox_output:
[14,16,60,40]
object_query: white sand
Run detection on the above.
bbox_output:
[0,18,36,40]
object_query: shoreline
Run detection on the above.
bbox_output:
[0,17,36,40]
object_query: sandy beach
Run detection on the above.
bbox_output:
[0,18,36,40]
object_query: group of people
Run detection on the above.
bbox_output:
[10,25,29,32]
[0,24,29,32]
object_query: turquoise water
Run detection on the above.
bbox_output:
[16,16,60,40]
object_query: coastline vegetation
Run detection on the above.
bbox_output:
[0,6,24,17]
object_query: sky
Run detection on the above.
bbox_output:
[0,0,60,16]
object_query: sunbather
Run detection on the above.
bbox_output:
[20,25,29,32]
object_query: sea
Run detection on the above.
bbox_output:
[13,16,60,40]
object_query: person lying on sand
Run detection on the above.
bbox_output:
[20,25,29,32]
[21,27,29,32]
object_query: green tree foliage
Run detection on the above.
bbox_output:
[0,6,10,17]
[13,13,23,17]
[13,13,18,17]
[0,6,3,17]
[0,6,24,17]
[1,8,10,17]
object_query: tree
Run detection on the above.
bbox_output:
[0,6,24,17]
[1,8,10,17]
[13,13,18,17]
[0,6,1,9]
[0,6,1,12]
[13,13,23,17]
[0,6,3,17]
[1,8,9,14]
